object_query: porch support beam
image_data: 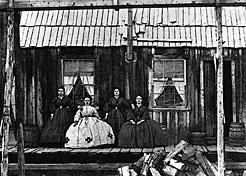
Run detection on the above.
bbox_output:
[215,3,225,176]
[1,0,246,10]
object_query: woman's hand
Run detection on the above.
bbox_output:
[130,120,135,125]
[73,121,78,127]
[131,104,135,109]
[50,114,54,120]
[137,119,145,125]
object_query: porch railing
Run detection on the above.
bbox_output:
[149,107,190,145]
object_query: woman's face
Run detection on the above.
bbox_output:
[58,88,65,96]
[84,98,90,105]
[114,89,120,96]
[136,96,142,104]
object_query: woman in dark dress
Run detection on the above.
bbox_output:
[40,86,72,147]
[118,96,166,147]
[104,88,130,144]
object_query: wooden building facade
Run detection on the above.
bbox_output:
[2,7,246,145]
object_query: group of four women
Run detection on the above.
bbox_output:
[40,87,165,148]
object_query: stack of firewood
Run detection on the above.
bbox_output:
[118,140,217,176]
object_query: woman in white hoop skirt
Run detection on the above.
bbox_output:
[65,97,115,148]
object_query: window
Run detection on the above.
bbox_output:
[150,56,186,108]
[62,58,96,104]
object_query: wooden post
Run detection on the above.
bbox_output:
[125,8,133,99]
[200,60,205,132]
[14,11,25,176]
[1,1,14,175]
[215,4,225,176]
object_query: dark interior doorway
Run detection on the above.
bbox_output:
[203,60,233,137]
[223,61,233,137]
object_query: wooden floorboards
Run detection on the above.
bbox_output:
[3,144,246,155]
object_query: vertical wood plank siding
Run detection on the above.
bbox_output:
[17,47,246,145]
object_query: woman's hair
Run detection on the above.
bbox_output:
[57,86,65,93]
[112,87,121,95]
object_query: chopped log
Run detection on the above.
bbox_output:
[196,151,216,176]
[164,140,188,164]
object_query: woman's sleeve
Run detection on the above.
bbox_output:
[74,109,81,122]
[103,99,110,112]
[50,98,56,114]
[142,107,150,120]
[126,109,135,121]
[93,108,100,118]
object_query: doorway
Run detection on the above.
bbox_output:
[203,60,233,137]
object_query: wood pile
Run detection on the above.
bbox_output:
[118,140,217,176]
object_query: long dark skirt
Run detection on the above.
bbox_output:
[107,109,126,144]
[118,120,166,147]
[40,108,71,147]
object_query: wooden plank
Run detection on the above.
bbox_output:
[30,26,39,47]
[56,10,63,25]
[69,148,91,153]
[55,26,63,46]
[142,148,153,153]
[24,27,34,47]
[42,26,52,46]
[8,163,131,171]
[35,11,44,26]
[76,10,82,25]
[67,9,74,26]
[89,148,101,154]
[20,27,28,47]
[77,26,84,46]
[97,148,112,154]
[29,11,38,26]
[201,7,208,25]
[112,9,118,25]
[51,10,58,25]
[82,26,89,46]
[165,145,175,153]
[222,26,229,47]
[71,26,79,46]
[86,9,92,26]
[104,26,111,46]
[129,148,142,153]
[61,26,69,46]
[230,146,246,153]
[20,11,29,26]
[202,146,209,152]
[98,26,105,46]
[225,145,235,152]
[49,26,58,46]
[120,148,130,153]
[96,9,103,26]
[110,148,121,154]
[102,9,109,26]
[91,9,98,26]
[66,26,73,46]
[46,10,53,25]
[111,27,116,46]
[24,148,38,153]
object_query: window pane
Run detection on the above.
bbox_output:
[153,60,163,78]
[152,58,186,107]
[81,76,94,84]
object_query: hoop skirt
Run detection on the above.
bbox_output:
[65,106,115,148]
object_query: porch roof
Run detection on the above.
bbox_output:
[20,7,246,48]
